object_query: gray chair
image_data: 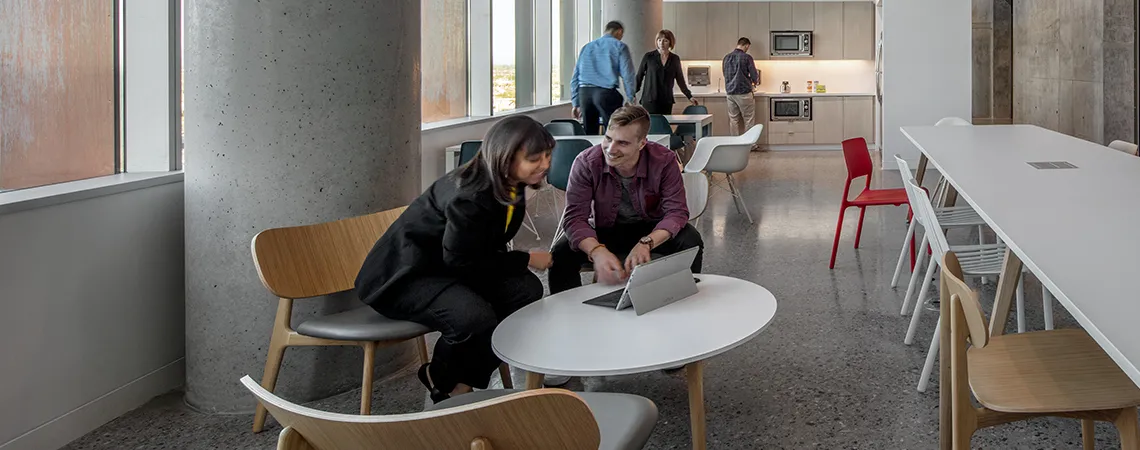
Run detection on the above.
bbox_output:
[432,390,658,450]
[459,140,482,165]
[545,121,579,136]
[549,118,588,135]
[241,376,657,450]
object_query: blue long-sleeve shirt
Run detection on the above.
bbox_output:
[570,34,636,107]
[722,49,758,95]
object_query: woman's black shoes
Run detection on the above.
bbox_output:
[417,363,451,404]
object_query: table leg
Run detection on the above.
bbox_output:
[686,360,707,450]
[988,249,1024,337]
[524,371,545,390]
[696,121,704,141]
[915,154,929,186]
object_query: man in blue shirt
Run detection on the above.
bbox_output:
[571,21,637,135]
[722,37,759,136]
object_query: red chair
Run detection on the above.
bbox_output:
[829,137,911,269]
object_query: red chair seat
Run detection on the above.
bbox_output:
[850,187,908,206]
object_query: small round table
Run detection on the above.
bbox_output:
[492,274,778,450]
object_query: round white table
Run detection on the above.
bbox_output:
[492,274,778,450]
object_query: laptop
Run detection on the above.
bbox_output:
[582,247,700,315]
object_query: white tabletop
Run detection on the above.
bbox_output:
[901,124,1140,387]
[661,114,714,125]
[491,274,778,377]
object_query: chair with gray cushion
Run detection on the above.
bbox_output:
[249,207,513,433]
[545,121,579,136]
[550,118,588,135]
[241,376,658,450]
[459,140,482,165]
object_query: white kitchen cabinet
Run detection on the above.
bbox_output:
[737,3,770,60]
[755,99,770,144]
[706,3,740,60]
[792,3,815,31]
[842,96,875,143]
[843,2,875,60]
[813,3,844,60]
[769,2,793,31]
[811,97,844,144]
[674,3,708,61]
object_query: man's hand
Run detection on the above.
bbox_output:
[591,248,627,285]
[572,107,581,120]
[528,250,553,271]
[624,242,652,273]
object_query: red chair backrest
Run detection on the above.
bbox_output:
[841,137,873,181]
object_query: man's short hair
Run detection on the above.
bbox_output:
[605,21,624,33]
[608,105,650,137]
[737,37,752,46]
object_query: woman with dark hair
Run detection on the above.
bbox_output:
[635,29,697,115]
[354,116,554,403]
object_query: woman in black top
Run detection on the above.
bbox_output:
[636,29,698,115]
[354,116,554,402]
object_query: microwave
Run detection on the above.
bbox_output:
[770,31,812,57]
[770,97,812,121]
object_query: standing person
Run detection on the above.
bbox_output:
[550,105,704,294]
[354,116,555,403]
[635,29,698,115]
[722,37,759,136]
[570,20,637,135]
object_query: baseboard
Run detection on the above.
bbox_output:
[763,143,877,152]
[0,358,185,450]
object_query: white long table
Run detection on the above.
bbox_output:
[902,124,1140,446]
[444,134,672,171]
[661,114,714,141]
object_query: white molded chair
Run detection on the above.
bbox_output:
[682,171,709,222]
[683,124,763,224]
[240,375,659,450]
[1109,140,1139,156]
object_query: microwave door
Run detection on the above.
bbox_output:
[772,100,802,120]
[773,35,801,53]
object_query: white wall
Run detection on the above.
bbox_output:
[421,103,575,190]
[882,0,970,168]
[0,178,185,450]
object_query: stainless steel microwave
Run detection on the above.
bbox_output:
[770,31,812,57]
[770,97,812,121]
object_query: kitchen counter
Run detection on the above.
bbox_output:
[677,91,875,98]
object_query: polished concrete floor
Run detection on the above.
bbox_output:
[65,151,1120,449]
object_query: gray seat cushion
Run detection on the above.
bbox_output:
[430,390,658,450]
[294,307,430,342]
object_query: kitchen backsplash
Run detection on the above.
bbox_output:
[677,59,876,95]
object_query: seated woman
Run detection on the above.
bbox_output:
[354,116,554,403]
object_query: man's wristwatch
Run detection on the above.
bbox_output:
[638,236,654,249]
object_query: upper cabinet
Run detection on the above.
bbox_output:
[842,2,875,60]
[706,3,740,60]
[737,3,770,61]
[813,3,844,60]
[663,2,875,61]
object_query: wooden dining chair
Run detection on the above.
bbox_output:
[240,375,658,450]
[941,251,1140,450]
[249,207,429,432]
[828,137,910,269]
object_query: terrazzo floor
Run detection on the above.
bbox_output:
[64,151,1126,449]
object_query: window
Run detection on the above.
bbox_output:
[492,0,517,113]
[422,0,469,122]
[0,1,118,191]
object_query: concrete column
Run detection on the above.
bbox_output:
[184,0,421,412]
[602,0,663,59]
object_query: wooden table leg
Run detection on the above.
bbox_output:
[915,154,930,186]
[686,360,707,450]
[524,371,545,390]
[988,249,1024,337]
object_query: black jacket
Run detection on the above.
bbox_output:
[636,50,693,105]
[354,173,529,308]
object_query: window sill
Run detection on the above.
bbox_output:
[0,172,184,216]
[421,102,572,133]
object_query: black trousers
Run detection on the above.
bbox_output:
[370,271,543,391]
[549,222,704,294]
[641,100,674,115]
[579,86,624,135]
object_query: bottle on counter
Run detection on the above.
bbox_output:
[814,81,821,93]
[806,80,813,92]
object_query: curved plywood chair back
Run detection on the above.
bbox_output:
[240,376,601,450]
[250,207,407,299]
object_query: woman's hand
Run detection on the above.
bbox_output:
[528,251,553,271]
[592,248,627,285]
[690,98,699,106]
[572,107,581,120]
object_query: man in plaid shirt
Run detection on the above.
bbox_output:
[721,37,759,136]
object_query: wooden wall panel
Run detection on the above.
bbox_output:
[0,0,115,190]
